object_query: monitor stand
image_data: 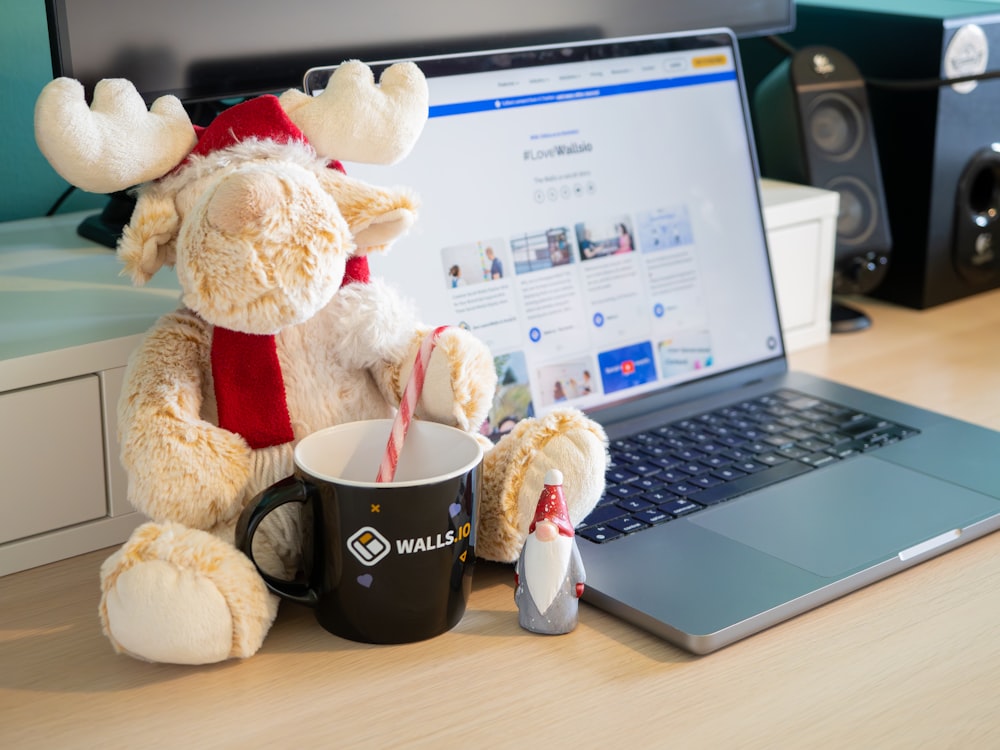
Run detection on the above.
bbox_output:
[831,300,872,333]
[76,191,136,250]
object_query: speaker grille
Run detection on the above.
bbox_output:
[826,174,879,247]
[806,93,864,162]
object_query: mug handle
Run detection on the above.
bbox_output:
[235,475,319,607]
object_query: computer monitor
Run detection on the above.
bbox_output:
[45,0,794,246]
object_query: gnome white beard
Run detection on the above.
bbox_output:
[523,532,573,615]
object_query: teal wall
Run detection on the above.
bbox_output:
[1,0,105,224]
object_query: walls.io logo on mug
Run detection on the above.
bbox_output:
[346,527,392,566]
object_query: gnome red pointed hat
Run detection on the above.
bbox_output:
[529,469,575,538]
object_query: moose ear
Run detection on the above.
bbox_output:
[319,170,419,253]
[352,208,416,252]
[117,188,180,285]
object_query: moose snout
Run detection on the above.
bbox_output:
[206,171,284,234]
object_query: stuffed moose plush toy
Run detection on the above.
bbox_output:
[34,61,609,664]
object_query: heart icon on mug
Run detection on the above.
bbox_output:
[357,574,373,588]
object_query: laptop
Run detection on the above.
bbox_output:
[303,30,1000,654]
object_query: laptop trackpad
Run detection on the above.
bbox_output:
[689,456,1000,578]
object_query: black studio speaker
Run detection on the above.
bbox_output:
[782,1,1000,309]
[754,46,892,299]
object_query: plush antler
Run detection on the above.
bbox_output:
[34,78,197,194]
[279,61,428,166]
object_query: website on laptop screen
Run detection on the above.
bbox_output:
[321,35,784,437]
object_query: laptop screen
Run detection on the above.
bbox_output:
[306,31,784,436]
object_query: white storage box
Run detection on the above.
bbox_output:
[761,178,839,352]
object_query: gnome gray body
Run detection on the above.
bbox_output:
[514,469,586,635]
[515,539,585,634]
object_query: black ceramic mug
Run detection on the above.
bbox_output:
[236,419,482,644]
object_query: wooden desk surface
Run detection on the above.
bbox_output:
[3,292,1000,748]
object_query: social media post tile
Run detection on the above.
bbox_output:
[510,225,576,276]
[635,206,694,254]
[643,246,710,336]
[596,341,659,396]
[657,331,715,378]
[441,238,509,289]
[482,350,535,442]
[579,255,651,347]
[574,215,636,261]
[535,357,600,408]
[516,268,590,356]
[448,285,522,354]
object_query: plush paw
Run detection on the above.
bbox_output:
[477,407,608,562]
[99,521,278,665]
[416,326,496,432]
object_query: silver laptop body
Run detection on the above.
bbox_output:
[305,30,1000,653]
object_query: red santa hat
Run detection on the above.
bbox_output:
[191,94,302,154]
[529,469,576,538]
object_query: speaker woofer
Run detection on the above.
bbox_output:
[826,174,879,246]
[954,147,1000,285]
[806,93,864,162]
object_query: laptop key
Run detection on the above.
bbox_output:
[642,489,682,504]
[666,481,703,499]
[660,468,693,483]
[650,455,682,470]
[606,468,638,484]
[703,454,733,469]
[690,474,724,489]
[658,498,703,516]
[635,508,672,525]
[617,497,655,513]
[577,524,623,543]
[692,460,814,505]
[608,516,648,534]
[633,476,665,492]
[800,451,839,467]
[712,466,748,481]
[837,415,890,437]
[826,444,860,459]
[606,483,645,500]
[777,446,810,460]
[630,462,663,477]
[755,453,788,466]
[582,503,629,526]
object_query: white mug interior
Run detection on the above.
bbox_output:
[295,419,483,487]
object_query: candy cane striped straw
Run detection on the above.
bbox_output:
[376,326,449,482]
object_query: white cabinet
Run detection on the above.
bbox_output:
[761,179,840,352]
[0,213,181,575]
[0,376,107,544]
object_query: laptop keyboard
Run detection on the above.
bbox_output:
[577,389,920,543]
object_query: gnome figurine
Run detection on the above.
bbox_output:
[514,469,586,635]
